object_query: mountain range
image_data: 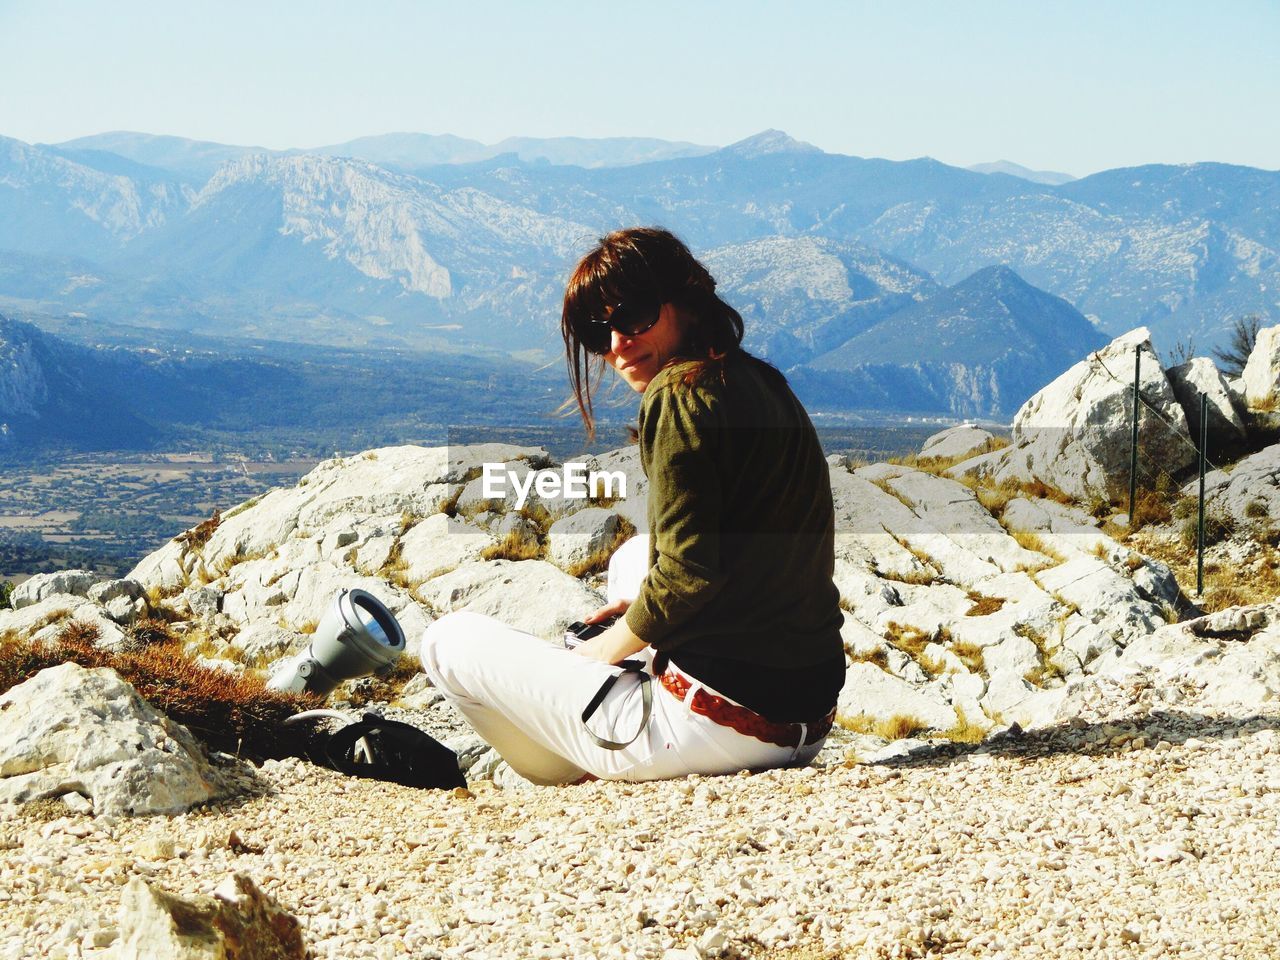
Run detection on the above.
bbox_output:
[1,127,1277,434]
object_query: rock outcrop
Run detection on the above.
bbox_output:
[949,327,1196,502]
[1242,324,1280,407]
[1167,356,1248,452]
[110,873,306,960]
[0,663,228,816]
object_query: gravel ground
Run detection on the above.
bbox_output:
[5,687,1280,960]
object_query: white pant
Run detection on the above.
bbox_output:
[417,536,826,785]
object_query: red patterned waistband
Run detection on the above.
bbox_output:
[658,668,835,749]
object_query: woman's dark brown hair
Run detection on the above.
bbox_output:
[561,226,778,439]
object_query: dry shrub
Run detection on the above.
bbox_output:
[965,592,1005,616]
[1130,488,1173,530]
[1179,512,1236,549]
[517,502,553,532]
[176,510,221,550]
[1024,661,1065,687]
[1246,499,1269,519]
[126,616,178,649]
[0,620,321,761]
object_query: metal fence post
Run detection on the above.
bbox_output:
[1128,347,1140,524]
[1197,392,1207,597]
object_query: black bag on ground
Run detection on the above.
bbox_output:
[311,712,468,790]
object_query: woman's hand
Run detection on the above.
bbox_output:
[584,598,631,624]
[573,612,647,665]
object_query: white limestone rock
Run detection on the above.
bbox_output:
[1167,356,1247,444]
[0,663,228,816]
[837,662,958,732]
[832,560,902,626]
[415,559,603,640]
[127,443,546,593]
[547,508,621,572]
[983,634,1041,679]
[829,471,934,581]
[1242,324,1280,408]
[229,623,301,664]
[1035,555,1164,643]
[919,424,999,462]
[110,873,306,959]
[10,569,107,609]
[981,669,1036,717]
[354,534,398,575]
[949,328,1195,502]
[874,582,973,637]
[873,467,1038,577]
[582,444,647,530]
[0,595,129,650]
[494,511,541,546]
[87,579,149,626]
[398,513,495,582]
[1192,442,1280,524]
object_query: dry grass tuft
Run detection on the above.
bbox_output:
[1254,389,1280,413]
[883,621,932,659]
[888,436,1010,477]
[378,543,412,589]
[965,591,1005,616]
[837,712,931,740]
[481,532,544,562]
[937,709,989,744]
[1007,527,1067,564]
[848,645,890,670]
[0,621,322,760]
[948,639,987,674]
[876,566,937,586]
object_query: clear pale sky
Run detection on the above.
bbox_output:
[0,0,1275,175]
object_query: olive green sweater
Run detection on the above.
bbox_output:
[623,352,844,676]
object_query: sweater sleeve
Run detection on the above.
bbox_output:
[624,378,728,650]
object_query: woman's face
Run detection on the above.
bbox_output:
[603,302,689,393]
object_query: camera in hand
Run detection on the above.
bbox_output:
[563,616,618,649]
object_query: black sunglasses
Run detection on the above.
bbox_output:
[577,299,662,355]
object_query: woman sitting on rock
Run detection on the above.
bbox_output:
[419,226,845,783]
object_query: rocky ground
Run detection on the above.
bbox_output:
[7,324,1280,957]
[5,675,1280,960]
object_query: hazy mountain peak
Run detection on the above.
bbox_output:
[722,129,821,158]
[967,160,1076,185]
